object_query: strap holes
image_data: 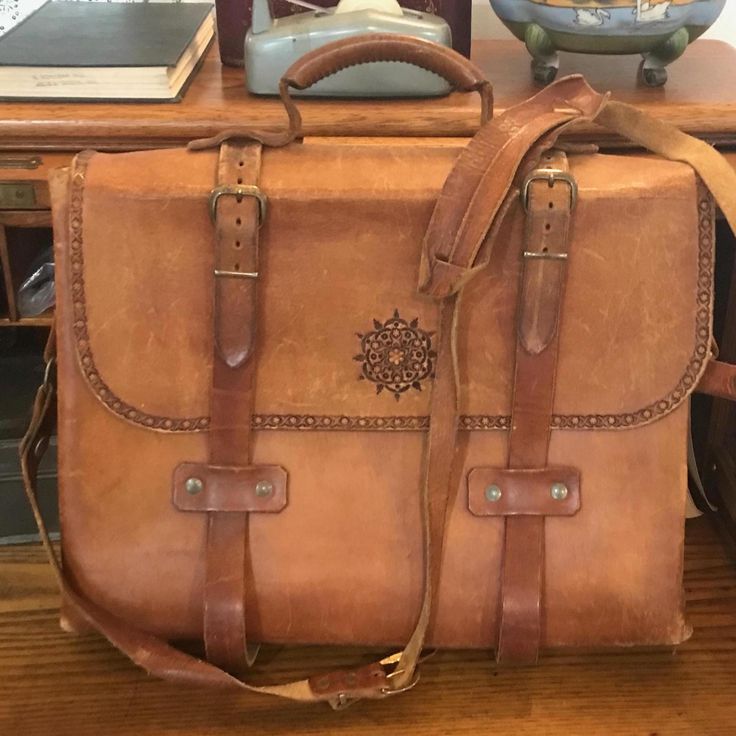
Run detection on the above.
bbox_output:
[238,161,244,167]
[234,262,240,271]
[237,178,243,185]
[548,202,554,209]
[542,247,549,254]
[544,223,551,231]
[235,240,241,249]
[236,217,242,226]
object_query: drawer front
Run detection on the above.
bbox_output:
[0,152,73,210]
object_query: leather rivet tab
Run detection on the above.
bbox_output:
[255,480,273,497]
[185,477,204,495]
[485,485,502,502]
[550,482,569,501]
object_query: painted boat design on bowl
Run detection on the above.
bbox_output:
[489,0,726,85]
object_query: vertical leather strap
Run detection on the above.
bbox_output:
[496,151,574,665]
[392,295,459,689]
[204,142,263,672]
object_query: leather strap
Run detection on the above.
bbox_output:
[496,151,574,665]
[419,76,608,300]
[203,142,264,672]
[393,295,459,689]
[213,143,262,368]
[697,360,736,401]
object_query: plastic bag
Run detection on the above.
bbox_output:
[17,247,55,318]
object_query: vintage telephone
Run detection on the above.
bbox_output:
[245,0,453,96]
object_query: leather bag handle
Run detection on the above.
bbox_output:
[188,34,493,151]
[280,34,493,138]
[281,33,493,121]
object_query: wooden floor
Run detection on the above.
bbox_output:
[1,517,735,735]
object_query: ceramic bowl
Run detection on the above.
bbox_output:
[489,0,727,85]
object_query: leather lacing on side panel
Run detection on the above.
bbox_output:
[68,154,715,435]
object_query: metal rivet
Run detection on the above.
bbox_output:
[550,482,568,501]
[485,485,502,502]
[255,480,273,497]
[185,477,204,495]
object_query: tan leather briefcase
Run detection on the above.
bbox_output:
[22,36,736,708]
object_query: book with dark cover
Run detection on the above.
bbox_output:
[0,1,215,101]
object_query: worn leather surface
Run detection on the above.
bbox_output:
[52,140,705,650]
[72,147,706,425]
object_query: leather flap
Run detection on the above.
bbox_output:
[467,466,581,517]
[172,463,287,513]
[61,145,713,434]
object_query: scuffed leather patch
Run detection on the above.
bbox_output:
[67,152,714,434]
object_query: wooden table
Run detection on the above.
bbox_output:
[0,517,734,735]
[0,40,735,150]
[1,38,736,734]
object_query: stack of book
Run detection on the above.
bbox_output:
[0,1,215,101]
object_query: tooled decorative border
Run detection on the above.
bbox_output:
[68,155,714,434]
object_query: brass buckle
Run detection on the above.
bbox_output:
[209,184,267,226]
[521,167,578,213]
[377,651,422,697]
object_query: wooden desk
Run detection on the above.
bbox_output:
[0,38,735,733]
[0,40,734,150]
[0,517,734,735]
